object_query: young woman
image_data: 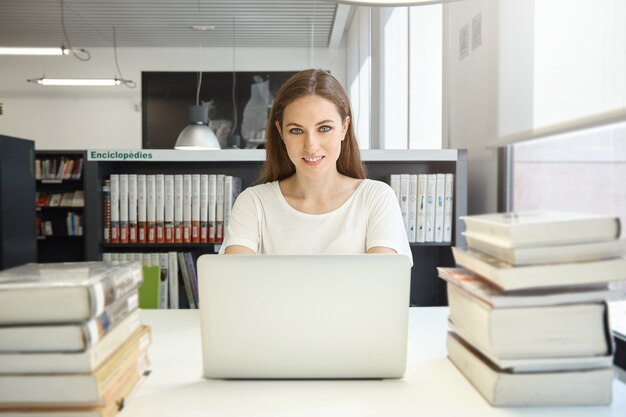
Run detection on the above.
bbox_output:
[220,69,411,261]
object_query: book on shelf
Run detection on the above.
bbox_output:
[424,174,436,242]
[109,175,120,243]
[442,173,454,242]
[118,174,129,244]
[157,253,170,309]
[416,174,427,243]
[200,174,209,242]
[459,211,621,248]
[223,176,242,240]
[191,174,201,243]
[137,174,147,244]
[0,326,151,405]
[177,252,197,309]
[446,332,614,406]
[0,292,139,353]
[399,174,409,240]
[464,232,626,266]
[164,174,174,243]
[0,262,143,324]
[182,174,192,243]
[168,251,179,309]
[146,174,156,244]
[451,246,626,291]
[48,193,62,207]
[128,174,138,243]
[174,174,183,243]
[102,180,111,243]
[215,174,225,242]
[72,190,85,207]
[407,174,417,243]
[208,174,217,243]
[442,271,613,360]
[155,174,165,243]
[434,173,445,242]
[0,310,143,374]
[60,191,75,207]
[138,266,160,310]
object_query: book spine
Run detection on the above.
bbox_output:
[184,252,199,307]
[119,174,129,244]
[399,174,410,239]
[158,253,170,309]
[174,174,183,243]
[416,174,427,243]
[215,174,225,243]
[208,174,217,243]
[425,174,437,242]
[146,175,156,244]
[137,174,147,243]
[183,174,192,243]
[200,174,209,243]
[177,252,196,309]
[434,173,446,243]
[83,291,139,349]
[128,174,138,243]
[164,174,174,243]
[443,173,454,242]
[110,174,120,243]
[102,180,111,243]
[407,174,418,243]
[191,174,201,243]
[168,251,179,309]
[155,174,165,243]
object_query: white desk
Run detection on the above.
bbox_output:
[123,308,626,417]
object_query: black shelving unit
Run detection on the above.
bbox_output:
[0,135,37,270]
[86,149,467,306]
[35,150,96,263]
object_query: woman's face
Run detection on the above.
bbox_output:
[277,94,350,180]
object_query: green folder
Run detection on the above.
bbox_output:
[139,266,161,309]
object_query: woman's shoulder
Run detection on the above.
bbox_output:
[359,178,394,195]
[241,181,278,195]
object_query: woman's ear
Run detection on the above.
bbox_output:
[342,116,351,138]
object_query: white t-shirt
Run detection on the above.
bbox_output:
[219,179,412,263]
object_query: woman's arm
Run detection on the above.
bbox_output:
[367,246,397,254]
[224,245,255,254]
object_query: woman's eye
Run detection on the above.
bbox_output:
[319,125,332,133]
[288,128,303,135]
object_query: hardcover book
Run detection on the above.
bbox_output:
[0,262,143,324]
[460,211,621,248]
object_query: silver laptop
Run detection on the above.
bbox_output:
[197,254,412,379]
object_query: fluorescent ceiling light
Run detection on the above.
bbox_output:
[27,77,127,86]
[332,0,459,5]
[0,47,69,56]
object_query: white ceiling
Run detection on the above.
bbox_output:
[0,0,340,48]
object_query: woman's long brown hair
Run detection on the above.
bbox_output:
[257,69,366,183]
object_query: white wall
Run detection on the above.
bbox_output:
[0,46,346,150]
[446,0,499,215]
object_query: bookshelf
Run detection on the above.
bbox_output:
[35,150,96,263]
[86,149,467,306]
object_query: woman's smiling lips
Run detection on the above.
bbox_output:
[302,155,324,166]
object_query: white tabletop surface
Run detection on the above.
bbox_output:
[122,308,626,417]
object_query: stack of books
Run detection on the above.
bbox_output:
[440,211,626,406]
[0,262,151,416]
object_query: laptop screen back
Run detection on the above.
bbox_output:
[197,254,411,379]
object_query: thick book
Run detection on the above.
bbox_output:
[109,175,120,243]
[136,174,147,244]
[0,291,138,353]
[0,262,143,324]
[442,173,454,242]
[464,231,626,265]
[0,326,151,405]
[127,174,137,243]
[118,174,129,244]
[444,277,613,359]
[177,252,197,309]
[446,332,614,406]
[460,211,621,248]
[155,174,165,243]
[183,174,192,243]
[451,246,626,291]
[0,356,148,416]
[0,311,143,374]
[434,173,445,242]
[146,175,156,244]
[164,174,174,243]
[191,174,201,243]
